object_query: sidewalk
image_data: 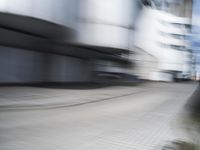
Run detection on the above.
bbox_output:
[0,84,145,110]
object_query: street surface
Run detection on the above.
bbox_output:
[0,82,197,150]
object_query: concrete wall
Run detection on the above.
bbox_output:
[168,0,193,18]
[46,54,91,82]
[0,46,91,83]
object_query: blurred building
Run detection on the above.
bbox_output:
[189,0,200,80]
[0,0,144,84]
[132,0,193,81]
[153,0,193,18]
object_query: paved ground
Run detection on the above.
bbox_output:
[0,84,145,110]
[0,82,197,150]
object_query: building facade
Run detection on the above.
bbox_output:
[0,0,143,84]
[133,7,192,81]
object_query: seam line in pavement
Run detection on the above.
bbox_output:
[0,89,147,111]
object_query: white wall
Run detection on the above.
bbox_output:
[0,0,77,28]
[76,0,142,50]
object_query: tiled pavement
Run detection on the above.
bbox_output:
[0,84,144,109]
[0,82,198,150]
